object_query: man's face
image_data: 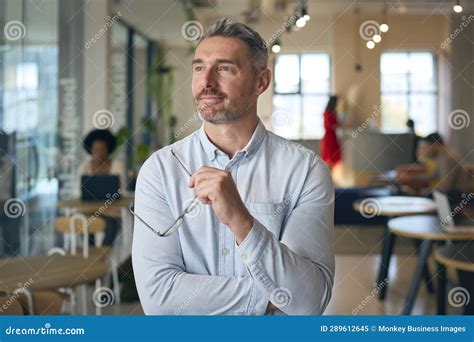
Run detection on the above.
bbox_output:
[191,36,261,124]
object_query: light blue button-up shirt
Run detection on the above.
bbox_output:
[132,120,335,315]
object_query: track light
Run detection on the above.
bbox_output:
[302,8,310,21]
[271,40,281,53]
[381,2,389,33]
[296,17,306,28]
[380,23,389,32]
[453,0,463,13]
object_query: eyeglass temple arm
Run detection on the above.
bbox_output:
[129,206,165,237]
[171,149,192,177]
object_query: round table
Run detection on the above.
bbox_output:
[388,215,474,315]
[353,196,437,217]
[389,215,474,241]
[353,196,437,301]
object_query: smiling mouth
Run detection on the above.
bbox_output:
[199,96,224,100]
[199,96,225,104]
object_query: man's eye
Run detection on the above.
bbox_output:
[194,66,204,72]
[218,66,231,72]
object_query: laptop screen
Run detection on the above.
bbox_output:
[433,190,454,228]
[81,175,121,201]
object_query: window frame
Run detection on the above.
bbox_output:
[272,52,332,139]
[380,50,439,134]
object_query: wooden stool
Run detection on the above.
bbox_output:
[55,214,107,257]
[17,291,66,315]
[54,214,118,314]
[388,215,474,314]
[435,242,474,315]
[0,294,25,315]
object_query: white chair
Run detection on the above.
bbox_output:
[55,213,119,314]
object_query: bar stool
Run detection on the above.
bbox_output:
[435,241,474,315]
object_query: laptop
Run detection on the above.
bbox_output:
[81,175,121,201]
[433,190,474,233]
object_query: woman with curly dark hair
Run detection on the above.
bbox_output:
[74,129,126,196]
[73,129,125,245]
[81,129,122,176]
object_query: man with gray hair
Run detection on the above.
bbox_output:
[132,17,334,315]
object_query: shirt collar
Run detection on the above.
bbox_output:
[198,119,267,162]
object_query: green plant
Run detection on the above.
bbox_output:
[115,116,156,166]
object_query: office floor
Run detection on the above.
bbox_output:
[102,253,462,316]
[103,223,463,316]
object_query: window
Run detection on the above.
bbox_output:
[381,52,437,136]
[272,53,331,140]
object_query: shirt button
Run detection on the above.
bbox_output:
[240,254,248,261]
[222,248,229,256]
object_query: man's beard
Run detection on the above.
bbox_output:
[197,103,244,124]
[194,89,245,125]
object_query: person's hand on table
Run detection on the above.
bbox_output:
[189,166,254,245]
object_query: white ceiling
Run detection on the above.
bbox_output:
[112,0,474,45]
[2,0,471,46]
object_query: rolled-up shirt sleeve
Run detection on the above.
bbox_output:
[132,154,268,315]
[236,155,335,315]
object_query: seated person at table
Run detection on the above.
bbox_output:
[396,133,473,200]
[79,129,125,183]
[74,129,125,245]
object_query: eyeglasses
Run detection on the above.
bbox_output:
[129,149,198,237]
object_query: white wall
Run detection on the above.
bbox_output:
[449,13,474,163]
[82,0,112,134]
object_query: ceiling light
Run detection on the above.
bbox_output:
[367,41,375,49]
[380,23,389,32]
[302,8,310,21]
[296,17,306,28]
[271,40,281,53]
[373,34,382,43]
[453,0,463,13]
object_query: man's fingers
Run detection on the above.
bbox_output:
[194,183,215,204]
[188,167,214,187]
[189,167,230,188]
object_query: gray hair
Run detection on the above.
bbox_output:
[198,17,268,71]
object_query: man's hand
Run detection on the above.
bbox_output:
[188,166,254,244]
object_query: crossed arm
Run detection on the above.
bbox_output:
[132,153,335,315]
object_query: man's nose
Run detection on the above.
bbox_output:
[203,68,218,89]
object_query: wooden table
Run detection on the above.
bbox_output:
[353,196,437,300]
[57,196,133,219]
[369,170,397,186]
[0,255,108,293]
[388,215,474,315]
[462,206,474,219]
[434,242,474,315]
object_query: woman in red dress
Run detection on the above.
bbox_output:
[321,96,341,170]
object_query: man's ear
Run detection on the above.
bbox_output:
[256,68,272,95]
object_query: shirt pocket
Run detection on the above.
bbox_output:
[245,201,287,239]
